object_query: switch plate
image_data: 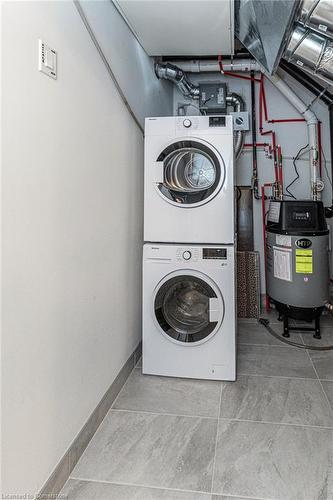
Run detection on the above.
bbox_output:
[38,40,57,79]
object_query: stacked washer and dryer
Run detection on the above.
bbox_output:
[143,115,237,381]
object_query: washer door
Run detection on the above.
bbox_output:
[156,140,225,207]
[154,272,224,344]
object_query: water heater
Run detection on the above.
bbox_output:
[266,200,329,335]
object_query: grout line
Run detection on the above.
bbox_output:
[110,407,218,420]
[305,347,333,421]
[238,343,309,350]
[68,476,212,497]
[237,371,317,380]
[106,407,333,430]
[238,341,300,348]
[210,382,223,494]
[218,416,333,430]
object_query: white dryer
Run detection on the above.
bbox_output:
[143,243,236,381]
[144,115,235,244]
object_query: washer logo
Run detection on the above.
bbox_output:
[296,238,312,249]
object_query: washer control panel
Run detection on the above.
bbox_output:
[183,118,192,128]
[145,245,230,265]
[182,250,192,260]
[203,248,227,260]
[176,247,199,262]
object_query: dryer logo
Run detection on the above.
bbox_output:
[295,238,312,249]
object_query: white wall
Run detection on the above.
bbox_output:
[80,0,174,125]
[173,70,333,291]
[1,1,170,495]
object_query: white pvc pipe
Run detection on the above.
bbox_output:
[165,58,321,199]
[166,59,262,73]
[265,71,321,200]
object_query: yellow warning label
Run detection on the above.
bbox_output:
[295,249,313,274]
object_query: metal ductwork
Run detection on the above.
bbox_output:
[226,94,245,159]
[284,24,333,85]
[299,0,333,40]
[155,62,245,159]
[155,63,200,99]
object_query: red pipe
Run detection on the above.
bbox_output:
[217,55,261,82]
[268,118,306,124]
[261,76,269,122]
[277,145,283,189]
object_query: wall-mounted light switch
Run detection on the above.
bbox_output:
[38,40,57,80]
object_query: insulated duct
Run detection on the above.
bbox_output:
[299,0,333,40]
[226,93,245,159]
[284,24,333,85]
[155,63,199,99]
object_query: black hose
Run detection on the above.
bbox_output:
[251,70,259,199]
[259,318,333,351]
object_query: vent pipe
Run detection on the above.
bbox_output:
[155,63,199,99]
[299,0,333,40]
[226,93,245,159]
[284,24,333,85]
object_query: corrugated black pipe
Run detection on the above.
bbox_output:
[251,70,259,199]
[329,103,333,215]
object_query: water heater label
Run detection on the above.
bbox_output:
[268,202,281,223]
[295,249,313,274]
[273,247,292,282]
[276,235,291,247]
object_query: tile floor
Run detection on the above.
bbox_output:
[62,312,333,500]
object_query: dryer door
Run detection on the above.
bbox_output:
[153,271,224,345]
[155,140,225,207]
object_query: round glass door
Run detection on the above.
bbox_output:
[154,274,222,344]
[157,140,224,206]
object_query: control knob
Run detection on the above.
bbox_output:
[183,250,192,260]
[183,119,192,128]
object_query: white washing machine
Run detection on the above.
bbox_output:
[143,243,236,381]
[144,115,235,245]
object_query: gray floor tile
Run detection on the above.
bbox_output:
[62,479,211,499]
[72,410,217,493]
[237,317,258,324]
[212,497,262,500]
[212,420,333,499]
[319,314,333,327]
[237,322,301,346]
[113,368,221,418]
[322,381,333,411]
[259,308,282,324]
[308,349,333,380]
[300,328,333,347]
[219,375,333,427]
[237,345,317,379]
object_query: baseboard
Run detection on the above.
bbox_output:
[37,342,142,498]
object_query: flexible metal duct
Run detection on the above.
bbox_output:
[284,24,333,84]
[155,63,199,99]
[226,94,245,159]
[299,0,333,40]
[155,62,245,159]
